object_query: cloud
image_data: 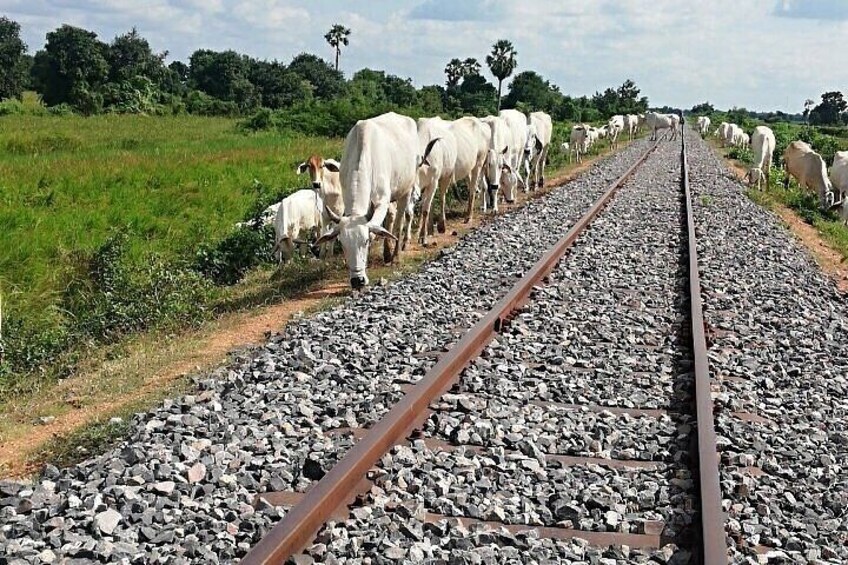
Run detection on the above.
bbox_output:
[408,0,503,21]
[773,0,848,20]
[3,0,846,112]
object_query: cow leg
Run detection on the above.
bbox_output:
[392,194,409,261]
[418,182,437,246]
[465,168,480,223]
[438,176,449,234]
[383,205,396,263]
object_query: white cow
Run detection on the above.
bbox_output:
[315,112,434,289]
[697,116,711,137]
[450,116,490,224]
[783,140,835,210]
[624,114,639,140]
[479,115,515,213]
[416,117,458,245]
[829,151,848,221]
[607,115,625,148]
[645,112,677,141]
[744,126,776,190]
[235,202,280,230]
[272,189,325,262]
[498,109,530,202]
[586,127,601,149]
[296,154,343,218]
[570,125,588,163]
[717,122,731,147]
[739,132,750,149]
[524,111,553,189]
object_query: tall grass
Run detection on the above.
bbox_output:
[0,113,341,390]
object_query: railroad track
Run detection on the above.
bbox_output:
[242,133,730,564]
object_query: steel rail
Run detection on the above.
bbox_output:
[241,140,660,564]
[681,130,728,563]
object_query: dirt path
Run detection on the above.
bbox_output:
[723,158,848,293]
[0,153,602,478]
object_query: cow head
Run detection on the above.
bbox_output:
[314,215,396,289]
[296,155,340,190]
[483,146,509,202]
[501,161,521,203]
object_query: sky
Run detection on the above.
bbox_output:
[3,0,847,113]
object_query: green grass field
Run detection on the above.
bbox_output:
[0,112,342,387]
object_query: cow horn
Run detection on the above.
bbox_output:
[324,205,341,223]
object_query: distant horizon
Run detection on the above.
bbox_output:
[5,0,846,113]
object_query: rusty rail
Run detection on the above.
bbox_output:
[241,140,660,564]
[681,130,728,563]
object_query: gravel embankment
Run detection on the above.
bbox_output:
[0,141,657,563]
[297,138,699,563]
[687,129,848,564]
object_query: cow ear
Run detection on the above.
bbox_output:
[323,159,340,172]
[315,227,340,246]
[368,224,398,241]
[296,162,308,175]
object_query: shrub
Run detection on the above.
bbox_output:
[194,226,275,286]
[185,90,240,117]
[0,98,25,116]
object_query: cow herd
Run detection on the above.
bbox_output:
[249,109,555,288]
[699,116,848,219]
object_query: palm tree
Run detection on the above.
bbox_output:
[324,24,351,72]
[462,57,481,77]
[444,58,464,90]
[486,39,517,111]
[803,98,815,124]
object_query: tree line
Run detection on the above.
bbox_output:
[0,16,649,128]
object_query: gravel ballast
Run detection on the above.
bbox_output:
[687,129,848,564]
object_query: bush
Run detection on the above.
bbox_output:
[63,233,213,341]
[185,90,240,117]
[47,103,75,116]
[194,226,275,286]
[0,98,25,116]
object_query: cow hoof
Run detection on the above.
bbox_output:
[505,199,515,204]
[437,220,446,234]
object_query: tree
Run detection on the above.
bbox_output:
[108,28,167,84]
[486,39,517,111]
[324,24,350,72]
[808,91,847,126]
[34,25,109,112]
[615,79,648,114]
[188,49,258,111]
[0,16,28,100]
[287,53,346,100]
[502,71,560,112]
[444,58,464,90]
[690,102,715,115]
[456,73,497,116]
[803,98,815,123]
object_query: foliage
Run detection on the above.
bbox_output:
[324,24,351,72]
[194,226,275,286]
[690,102,715,115]
[32,25,109,113]
[809,91,847,126]
[502,71,560,114]
[0,16,29,100]
[486,39,517,110]
[288,53,347,101]
[188,49,259,112]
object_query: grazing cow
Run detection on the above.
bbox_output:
[524,111,553,189]
[315,112,436,289]
[586,127,601,149]
[570,125,588,163]
[235,202,280,230]
[479,115,515,213]
[744,126,776,190]
[697,116,711,137]
[272,189,325,262]
[829,151,848,220]
[645,112,677,141]
[607,115,625,148]
[624,114,639,140]
[499,109,530,202]
[716,122,731,146]
[416,117,458,245]
[783,140,835,210]
[450,116,490,224]
[296,155,343,218]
